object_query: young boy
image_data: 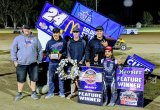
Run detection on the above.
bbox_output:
[67,27,86,99]
[102,46,122,106]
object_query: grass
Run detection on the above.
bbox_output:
[0,50,10,55]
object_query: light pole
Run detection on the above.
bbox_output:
[96,0,97,11]
[53,0,54,5]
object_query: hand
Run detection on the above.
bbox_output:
[85,61,90,67]
[117,57,122,64]
[79,61,83,65]
[37,61,41,64]
[58,53,62,60]
[14,61,18,67]
[94,54,98,62]
[101,40,108,47]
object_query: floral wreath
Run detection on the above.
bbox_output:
[55,58,80,80]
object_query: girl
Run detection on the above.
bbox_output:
[102,46,122,106]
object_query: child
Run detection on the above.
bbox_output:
[102,46,122,106]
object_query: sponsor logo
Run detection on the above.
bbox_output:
[120,91,138,106]
[64,20,80,34]
[82,69,97,84]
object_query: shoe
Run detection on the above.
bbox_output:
[103,101,108,106]
[108,102,115,106]
[66,93,76,99]
[31,93,39,100]
[15,93,23,101]
[59,93,65,98]
[45,93,54,99]
[66,94,72,99]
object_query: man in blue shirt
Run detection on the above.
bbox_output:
[45,28,67,99]
[67,27,86,99]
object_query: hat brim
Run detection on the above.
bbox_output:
[73,31,79,32]
[96,29,103,31]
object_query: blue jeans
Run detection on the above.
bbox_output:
[105,80,117,103]
[48,62,64,95]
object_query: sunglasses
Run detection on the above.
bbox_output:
[73,31,79,33]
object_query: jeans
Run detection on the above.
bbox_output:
[48,62,64,95]
[16,62,38,83]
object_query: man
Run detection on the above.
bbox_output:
[11,25,42,101]
[67,27,86,99]
[45,28,67,99]
[85,26,108,66]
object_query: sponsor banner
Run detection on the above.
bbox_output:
[71,1,124,40]
[36,2,95,40]
[133,54,155,71]
[116,67,144,91]
[78,90,103,106]
[124,55,155,73]
[121,29,138,35]
[79,66,103,92]
[117,89,144,107]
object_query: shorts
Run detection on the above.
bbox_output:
[16,62,38,83]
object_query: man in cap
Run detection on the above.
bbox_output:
[45,27,67,99]
[85,26,108,66]
[11,24,43,101]
[66,27,86,99]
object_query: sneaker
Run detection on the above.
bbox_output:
[59,94,65,98]
[31,93,39,100]
[45,93,54,99]
[66,94,72,99]
[108,102,115,106]
[103,101,108,106]
[15,93,23,101]
[66,93,76,99]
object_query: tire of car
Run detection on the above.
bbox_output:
[120,43,127,50]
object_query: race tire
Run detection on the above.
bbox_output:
[120,43,126,50]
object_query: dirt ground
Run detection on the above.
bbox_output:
[0,32,160,110]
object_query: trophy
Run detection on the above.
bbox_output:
[50,49,59,59]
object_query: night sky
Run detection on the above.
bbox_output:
[43,0,160,25]
[99,0,160,25]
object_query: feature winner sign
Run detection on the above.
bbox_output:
[116,67,144,107]
[78,66,103,106]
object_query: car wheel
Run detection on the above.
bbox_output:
[121,43,126,50]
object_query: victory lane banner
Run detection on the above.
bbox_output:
[116,67,144,107]
[36,2,96,40]
[78,66,103,106]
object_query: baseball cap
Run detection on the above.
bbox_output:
[52,28,60,33]
[22,25,31,29]
[73,27,80,32]
[95,26,104,31]
[105,46,112,51]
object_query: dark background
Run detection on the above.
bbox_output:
[46,0,160,25]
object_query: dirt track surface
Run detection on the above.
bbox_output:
[0,32,160,110]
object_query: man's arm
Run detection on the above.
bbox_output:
[67,40,71,59]
[36,38,43,63]
[10,37,18,66]
[85,41,91,66]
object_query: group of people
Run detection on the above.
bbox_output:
[11,24,122,106]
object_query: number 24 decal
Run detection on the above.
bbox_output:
[42,7,68,26]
